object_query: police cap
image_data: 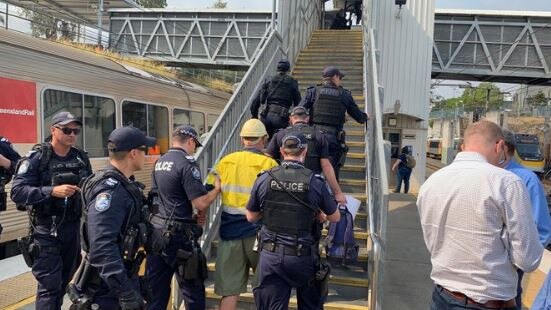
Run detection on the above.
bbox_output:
[322,66,345,78]
[108,126,156,152]
[174,125,203,147]
[282,133,307,150]
[51,111,82,126]
[290,106,309,116]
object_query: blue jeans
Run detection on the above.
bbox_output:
[396,167,412,193]
[431,286,516,310]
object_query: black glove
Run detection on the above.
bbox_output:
[118,290,144,310]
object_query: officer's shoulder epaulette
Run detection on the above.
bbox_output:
[185,155,196,163]
[103,177,119,188]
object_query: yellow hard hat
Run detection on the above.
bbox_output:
[240,119,268,137]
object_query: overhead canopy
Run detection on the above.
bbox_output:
[6,0,140,26]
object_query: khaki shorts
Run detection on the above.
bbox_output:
[214,235,259,296]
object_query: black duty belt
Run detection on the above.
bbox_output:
[314,124,339,135]
[267,104,290,116]
[150,215,197,232]
[261,241,312,257]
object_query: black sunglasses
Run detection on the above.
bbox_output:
[136,146,148,153]
[55,126,81,135]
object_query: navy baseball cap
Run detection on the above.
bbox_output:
[174,125,202,147]
[108,126,156,152]
[322,66,345,78]
[282,133,307,150]
[290,106,309,116]
[51,111,82,126]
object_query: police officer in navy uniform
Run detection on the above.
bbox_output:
[11,111,92,310]
[246,133,340,310]
[266,106,346,206]
[251,60,301,138]
[71,126,156,309]
[0,135,21,236]
[300,66,368,179]
[145,126,221,310]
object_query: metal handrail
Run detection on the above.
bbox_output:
[363,4,389,310]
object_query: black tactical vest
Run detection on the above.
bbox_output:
[290,125,322,173]
[80,169,147,254]
[33,143,91,220]
[266,74,294,107]
[263,166,317,236]
[312,85,346,128]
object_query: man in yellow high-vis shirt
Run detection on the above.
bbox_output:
[208,119,278,310]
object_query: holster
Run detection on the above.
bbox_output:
[18,235,38,268]
[315,262,331,297]
[67,259,101,310]
[175,247,208,281]
[259,103,268,118]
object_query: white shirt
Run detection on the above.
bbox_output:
[417,152,543,303]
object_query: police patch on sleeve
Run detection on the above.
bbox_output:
[191,167,201,180]
[17,160,30,175]
[95,193,111,212]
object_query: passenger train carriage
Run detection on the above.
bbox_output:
[0,28,230,243]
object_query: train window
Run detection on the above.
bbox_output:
[207,114,220,132]
[122,101,169,154]
[84,95,115,157]
[173,108,205,135]
[43,90,115,157]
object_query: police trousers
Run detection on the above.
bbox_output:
[91,275,141,309]
[145,232,205,310]
[324,133,342,179]
[254,247,321,310]
[32,221,80,310]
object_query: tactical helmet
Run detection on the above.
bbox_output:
[240,119,268,137]
[277,60,290,72]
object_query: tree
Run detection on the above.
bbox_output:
[526,90,548,107]
[138,0,167,8]
[22,10,59,40]
[458,82,503,111]
[212,0,228,8]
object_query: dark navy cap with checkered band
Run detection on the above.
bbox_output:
[282,133,307,150]
[174,125,202,147]
[108,126,156,152]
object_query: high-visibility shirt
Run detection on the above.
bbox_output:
[208,149,278,215]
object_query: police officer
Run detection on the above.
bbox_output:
[266,106,346,205]
[145,126,221,310]
[300,66,368,179]
[0,135,21,236]
[250,60,301,138]
[11,111,92,310]
[70,126,156,309]
[246,133,340,310]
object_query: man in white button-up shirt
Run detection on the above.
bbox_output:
[417,121,543,310]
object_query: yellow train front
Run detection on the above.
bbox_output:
[513,134,545,174]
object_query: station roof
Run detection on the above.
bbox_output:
[6,0,140,25]
[435,8,551,18]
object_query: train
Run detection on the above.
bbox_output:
[512,134,545,174]
[426,138,442,159]
[0,28,230,244]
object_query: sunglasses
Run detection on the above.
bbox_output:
[136,146,148,153]
[55,126,81,135]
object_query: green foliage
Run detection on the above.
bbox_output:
[22,10,59,40]
[138,0,167,8]
[526,90,548,107]
[212,0,228,8]
[433,82,504,112]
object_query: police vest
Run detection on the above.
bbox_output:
[289,125,322,173]
[312,85,346,129]
[32,143,91,220]
[80,168,148,255]
[265,74,295,107]
[263,166,317,236]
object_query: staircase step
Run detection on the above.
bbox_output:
[341,164,365,172]
[205,288,369,310]
[340,178,366,187]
